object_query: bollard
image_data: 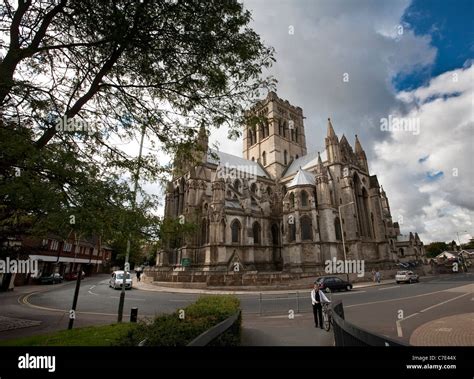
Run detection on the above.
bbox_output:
[130,307,138,323]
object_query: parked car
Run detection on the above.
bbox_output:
[315,276,352,292]
[64,271,85,281]
[397,262,410,269]
[38,273,63,284]
[109,270,132,290]
[395,270,419,284]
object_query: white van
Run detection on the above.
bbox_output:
[109,270,132,289]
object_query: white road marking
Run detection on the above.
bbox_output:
[89,285,96,290]
[396,312,420,337]
[88,290,99,296]
[394,293,470,337]
[396,321,403,337]
[378,286,400,291]
[169,299,194,302]
[345,284,472,309]
[419,292,471,313]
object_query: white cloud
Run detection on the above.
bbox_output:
[372,65,474,243]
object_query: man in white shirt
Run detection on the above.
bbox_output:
[311,282,330,329]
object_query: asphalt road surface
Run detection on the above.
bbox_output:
[0,272,472,345]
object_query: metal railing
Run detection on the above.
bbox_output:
[244,291,313,315]
[331,300,407,346]
[187,310,241,346]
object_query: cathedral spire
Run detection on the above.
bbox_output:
[317,151,323,165]
[325,117,341,163]
[354,134,368,172]
[354,134,364,154]
[327,118,337,139]
[317,151,327,176]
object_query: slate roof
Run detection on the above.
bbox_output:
[207,149,269,178]
[283,150,327,178]
[287,169,315,188]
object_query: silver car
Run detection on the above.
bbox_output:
[395,270,419,284]
[109,271,132,289]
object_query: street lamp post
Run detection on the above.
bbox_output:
[338,202,355,282]
[117,124,146,322]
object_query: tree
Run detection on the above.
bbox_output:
[0,0,275,248]
[425,241,448,258]
[0,121,160,259]
[1,0,275,152]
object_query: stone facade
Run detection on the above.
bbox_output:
[155,92,424,280]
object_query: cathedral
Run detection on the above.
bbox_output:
[155,92,424,282]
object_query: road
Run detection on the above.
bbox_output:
[0,272,472,345]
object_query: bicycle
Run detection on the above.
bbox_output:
[322,302,332,331]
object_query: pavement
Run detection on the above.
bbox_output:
[242,313,334,346]
[0,316,41,332]
[409,313,474,346]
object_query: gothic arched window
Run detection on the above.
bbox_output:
[353,174,371,237]
[252,222,261,245]
[201,218,209,245]
[301,191,308,207]
[220,219,226,243]
[284,150,288,165]
[301,216,313,241]
[335,217,342,241]
[289,222,296,242]
[262,151,267,166]
[231,219,241,243]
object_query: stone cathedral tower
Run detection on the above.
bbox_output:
[242,91,307,179]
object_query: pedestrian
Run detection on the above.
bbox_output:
[371,269,376,282]
[375,270,381,283]
[136,270,141,282]
[311,282,330,329]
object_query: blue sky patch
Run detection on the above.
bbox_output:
[394,0,474,91]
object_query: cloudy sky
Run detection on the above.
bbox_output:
[205,0,473,244]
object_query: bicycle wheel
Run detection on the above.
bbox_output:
[325,314,332,332]
[323,310,330,331]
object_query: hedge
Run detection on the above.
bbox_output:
[118,295,241,346]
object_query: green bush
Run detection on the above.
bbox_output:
[118,295,241,346]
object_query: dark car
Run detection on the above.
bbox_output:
[39,273,63,284]
[316,276,352,292]
[64,271,85,281]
